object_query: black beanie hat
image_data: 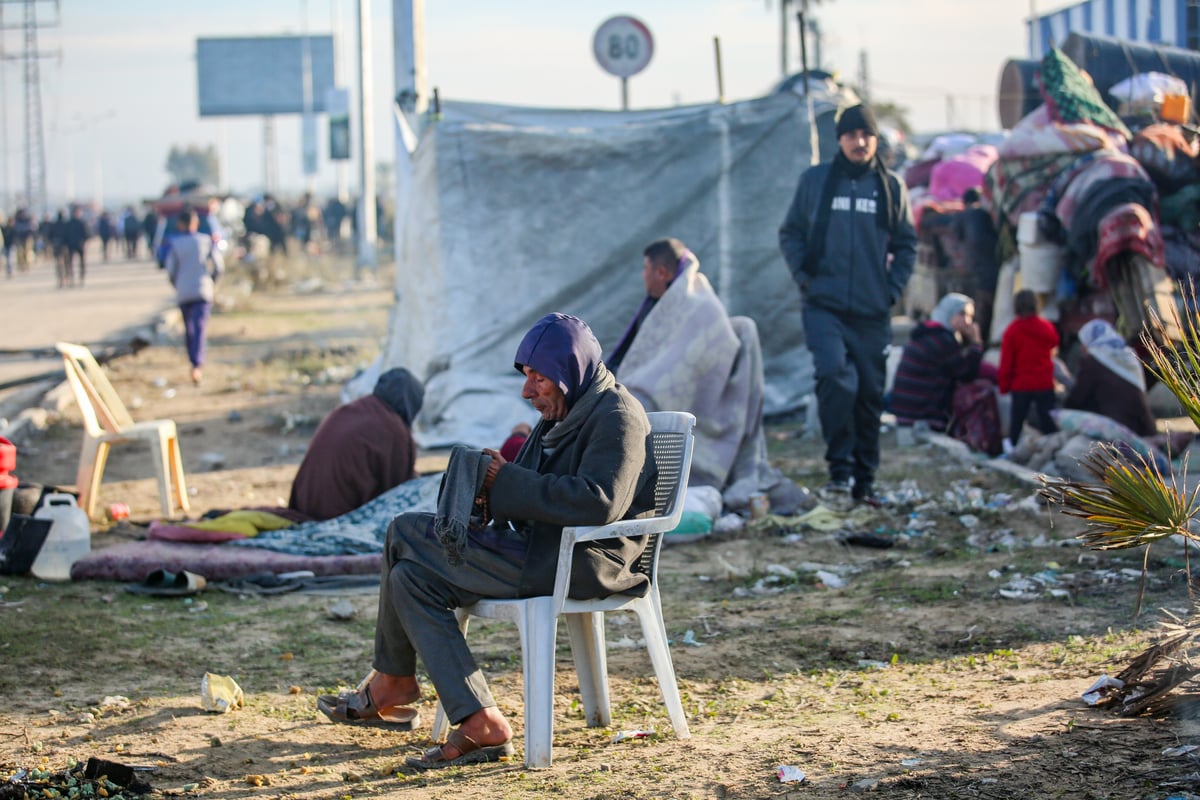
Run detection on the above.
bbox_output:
[835,104,879,138]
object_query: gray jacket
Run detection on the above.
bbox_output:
[166,232,223,304]
[489,382,657,599]
[778,161,917,319]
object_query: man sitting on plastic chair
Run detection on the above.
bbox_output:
[318,313,658,769]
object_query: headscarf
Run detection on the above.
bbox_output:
[1078,318,1146,391]
[513,313,602,407]
[513,313,615,450]
[372,367,424,426]
[930,293,973,328]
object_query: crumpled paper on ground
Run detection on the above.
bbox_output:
[201,672,244,713]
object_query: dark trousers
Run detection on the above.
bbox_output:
[1009,389,1058,444]
[179,300,211,368]
[375,512,529,726]
[802,305,890,485]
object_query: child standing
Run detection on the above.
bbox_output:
[165,209,224,385]
[998,288,1060,445]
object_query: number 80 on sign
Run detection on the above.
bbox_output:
[592,15,654,78]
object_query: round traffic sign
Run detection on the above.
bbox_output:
[592,15,654,78]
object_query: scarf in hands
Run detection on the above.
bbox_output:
[434,446,492,565]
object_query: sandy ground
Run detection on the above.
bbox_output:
[2,264,1200,799]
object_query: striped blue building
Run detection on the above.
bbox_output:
[1028,0,1198,56]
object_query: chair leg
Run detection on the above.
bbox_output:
[565,611,611,727]
[430,609,471,744]
[519,597,558,768]
[635,591,691,740]
[150,430,176,519]
[167,432,189,514]
[76,437,108,520]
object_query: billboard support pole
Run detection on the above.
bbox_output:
[263,115,277,194]
[356,0,377,270]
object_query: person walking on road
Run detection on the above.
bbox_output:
[165,209,224,385]
[778,103,917,505]
[63,207,90,286]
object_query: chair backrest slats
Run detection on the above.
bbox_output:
[634,414,693,580]
[56,342,136,433]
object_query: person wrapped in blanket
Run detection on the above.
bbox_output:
[287,367,424,521]
[317,312,658,770]
[889,293,994,432]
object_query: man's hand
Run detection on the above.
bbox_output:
[481,448,506,490]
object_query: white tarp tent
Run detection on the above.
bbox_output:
[384,91,825,448]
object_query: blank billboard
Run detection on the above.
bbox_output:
[197,35,336,117]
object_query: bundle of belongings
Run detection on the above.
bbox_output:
[983,47,1190,343]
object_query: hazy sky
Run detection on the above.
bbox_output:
[4,0,1032,210]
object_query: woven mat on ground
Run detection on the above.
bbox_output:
[69,538,380,583]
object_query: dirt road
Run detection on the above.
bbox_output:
[0,248,176,421]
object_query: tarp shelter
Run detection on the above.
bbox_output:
[383,93,822,448]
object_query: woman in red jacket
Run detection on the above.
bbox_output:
[998,288,1060,444]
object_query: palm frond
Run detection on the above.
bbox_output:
[1039,443,1200,551]
[1143,282,1200,431]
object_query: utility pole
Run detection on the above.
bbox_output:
[355,0,377,270]
[0,0,57,215]
[857,49,870,104]
[779,0,789,78]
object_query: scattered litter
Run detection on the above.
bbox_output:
[328,599,357,620]
[857,660,890,670]
[680,629,705,647]
[1082,675,1125,706]
[815,570,846,589]
[714,554,750,580]
[776,765,806,783]
[227,410,243,423]
[1163,745,1200,757]
[900,758,921,767]
[987,569,1002,579]
[850,777,880,792]
[200,672,244,713]
[0,758,151,799]
[958,514,979,528]
[163,388,177,400]
[765,563,797,579]
[99,695,132,711]
[609,635,642,649]
[188,600,209,613]
[611,729,655,743]
[199,452,226,469]
[152,377,168,388]
[839,531,894,549]
[713,513,745,534]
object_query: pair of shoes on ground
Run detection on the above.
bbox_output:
[317,679,513,769]
[821,478,885,507]
[124,568,207,596]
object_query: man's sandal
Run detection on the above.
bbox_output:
[316,682,420,730]
[405,729,514,770]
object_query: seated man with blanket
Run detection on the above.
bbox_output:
[608,238,802,512]
[317,313,658,769]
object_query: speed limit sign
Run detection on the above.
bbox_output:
[592,15,654,78]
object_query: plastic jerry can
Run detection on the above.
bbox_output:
[30,492,91,581]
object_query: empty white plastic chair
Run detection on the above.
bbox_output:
[430,410,696,768]
[55,342,190,521]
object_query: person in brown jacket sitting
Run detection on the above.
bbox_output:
[287,367,424,520]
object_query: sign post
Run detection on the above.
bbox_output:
[592,15,654,111]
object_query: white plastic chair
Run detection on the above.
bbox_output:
[55,342,190,521]
[430,411,696,768]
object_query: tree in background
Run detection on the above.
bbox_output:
[871,101,913,137]
[165,144,219,187]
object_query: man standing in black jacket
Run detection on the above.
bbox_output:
[778,104,917,504]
